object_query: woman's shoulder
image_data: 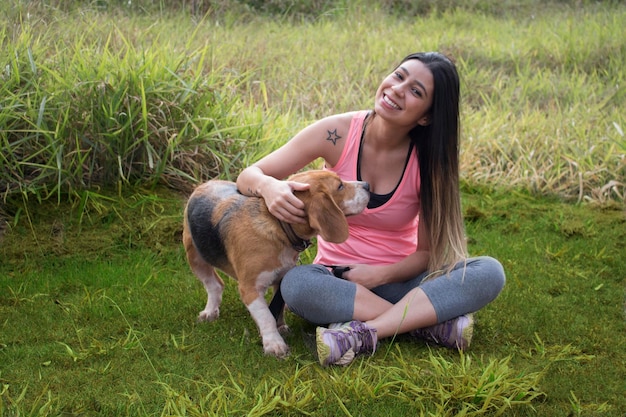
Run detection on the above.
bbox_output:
[313,111,366,133]
[324,110,367,123]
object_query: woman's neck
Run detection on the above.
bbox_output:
[365,112,412,150]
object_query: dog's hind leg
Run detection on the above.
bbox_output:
[185,245,224,322]
[196,266,224,322]
[183,223,224,322]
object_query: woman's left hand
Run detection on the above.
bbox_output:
[342,264,385,289]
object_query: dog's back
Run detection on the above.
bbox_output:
[185,181,243,270]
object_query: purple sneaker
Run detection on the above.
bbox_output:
[316,321,378,366]
[410,314,474,350]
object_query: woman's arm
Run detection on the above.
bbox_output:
[344,209,431,288]
[237,112,354,223]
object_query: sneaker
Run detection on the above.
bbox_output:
[327,321,350,329]
[316,321,378,366]
[410,314,474,350]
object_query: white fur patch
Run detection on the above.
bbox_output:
[343,183,370,215]
[197,270,223,322]
[247,298,289,358]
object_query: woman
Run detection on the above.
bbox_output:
[237,52,506,366]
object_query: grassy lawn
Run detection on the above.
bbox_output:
[1,0,625,415]
[1,186,624,415]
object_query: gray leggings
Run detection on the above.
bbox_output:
[280,256,506,325]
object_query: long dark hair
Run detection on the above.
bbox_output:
[403,52,467,274]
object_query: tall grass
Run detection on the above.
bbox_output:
[1,13,269,204]
[156,352,546,416]
[1,1,624,212]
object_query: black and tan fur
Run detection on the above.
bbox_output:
[182,170,369,358]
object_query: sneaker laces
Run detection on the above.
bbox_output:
[317,321,377,366]
[411,314,473,350]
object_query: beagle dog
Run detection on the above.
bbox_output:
[182,170,370,358]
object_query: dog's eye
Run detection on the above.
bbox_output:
[337,182,344,191]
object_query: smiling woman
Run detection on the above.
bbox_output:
[236,52,506,366]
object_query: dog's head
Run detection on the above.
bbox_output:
[289,170,370,243]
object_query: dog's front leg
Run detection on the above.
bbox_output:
[272,284,289,335]
[246,297,289,359]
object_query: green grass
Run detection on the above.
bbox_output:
[0,186,624,416]
[1,0,625,415]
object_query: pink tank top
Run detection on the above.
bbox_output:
[314,111,421,266]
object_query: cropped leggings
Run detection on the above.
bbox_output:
[280,256,506,326]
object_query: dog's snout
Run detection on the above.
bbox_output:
[343,180,370,215]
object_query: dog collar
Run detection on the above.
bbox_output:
[278,220,311,252]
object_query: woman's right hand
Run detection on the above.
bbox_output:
[262,179,310,224]
[237,166,309,224]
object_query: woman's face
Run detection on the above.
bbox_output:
[374,58,434,129]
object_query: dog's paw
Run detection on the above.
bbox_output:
[197,308,219,322]
[277,323,290,335]
[263,339,290,359]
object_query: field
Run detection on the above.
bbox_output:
[1,1,625,416]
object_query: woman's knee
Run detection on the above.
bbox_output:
[469,256,506,299]
[280,264,356,324]
[479,256,505,287]
[280,264,328,305]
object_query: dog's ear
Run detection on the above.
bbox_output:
[308,192,350,243]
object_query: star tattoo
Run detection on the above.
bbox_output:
[326,129,342,145]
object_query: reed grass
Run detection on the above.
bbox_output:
[1,0,625,213]
[1,12,268,204]
[154,351,546,416]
